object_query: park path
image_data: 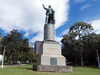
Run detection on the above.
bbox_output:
[3,64,26,67]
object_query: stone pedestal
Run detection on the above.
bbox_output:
[44,24,55,41]
[33,65,73,72]
[33,24,73,72]
[37,42,66,66]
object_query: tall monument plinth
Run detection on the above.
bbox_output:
[44,24,55,41]
[34,24,72,72]
[37,24,66,66]
[33,4,72,72]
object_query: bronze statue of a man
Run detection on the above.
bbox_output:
[42,4,55,24]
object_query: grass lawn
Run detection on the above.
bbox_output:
[0,65,100,75]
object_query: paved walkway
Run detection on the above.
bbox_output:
[2,64,26,67]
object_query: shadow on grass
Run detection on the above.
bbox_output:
[72,65,100,70]
[26,68,33,70]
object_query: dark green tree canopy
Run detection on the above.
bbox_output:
[2,29,32,64]
[69,22,94,37]
[61,22,98,66]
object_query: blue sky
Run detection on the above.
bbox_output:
[0,0,100,47]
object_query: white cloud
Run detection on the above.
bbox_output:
[30,31,43,43]
[24,32,30,37]
[55,36,63,44]
[80,4,92,11]
[61,29,69,35]
[0,0,69,43]
[74,0,86,3]
[89,19,100,34]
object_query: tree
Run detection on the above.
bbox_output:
[2,29,30,64]
[82,33,100,65]
[61,33,80,65]
[62,22,94,66]
[19,50,36,63]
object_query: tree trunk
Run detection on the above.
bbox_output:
[80,52,84,66]
[75,57,78,66]
[9,54,13,65]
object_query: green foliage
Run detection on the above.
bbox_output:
[1,29,35,64]
[29,63,36,65]
[69,22,93,35]
[61,22,100,66]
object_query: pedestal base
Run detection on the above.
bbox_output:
[37,54,66,66]
[33,65,73,73]
[37,42,66,66]
[36,39,73,72]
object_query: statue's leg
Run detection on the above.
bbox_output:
[45,15,48,24]
[48,15,50,23]
[49,14,51,23]
[47,14,52,23]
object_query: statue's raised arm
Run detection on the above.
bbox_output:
[42,4,55,24]
[42,4,47,10]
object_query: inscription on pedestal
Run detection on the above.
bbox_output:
[50,58,57,65]
[47,48,58,50]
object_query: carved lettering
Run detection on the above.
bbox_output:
[47,48,58,50]
[47,48,53,50]
[54,49,58,50]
